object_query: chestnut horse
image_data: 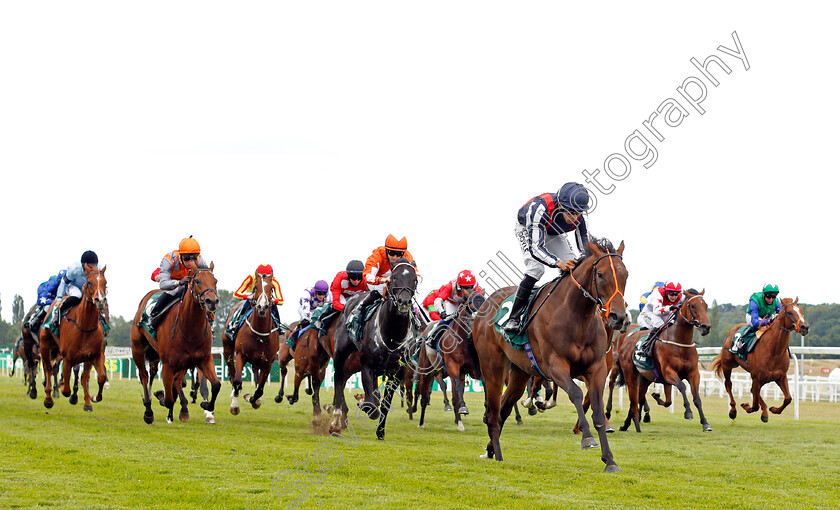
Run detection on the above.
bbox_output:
[473,240,627,472]
[274,321,301,403]
[606,330,653,423]
[287,316,336,423]
[130,265,221,424]
[416,292,485,431]
[329,258,418,440]
[615,289,712,432]
[39,266,108,412]
[711,297,809,422]
[223,273,282,415]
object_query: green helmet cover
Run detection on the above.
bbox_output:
[763,283,780,294]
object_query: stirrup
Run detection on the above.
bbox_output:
[504,317,523,334]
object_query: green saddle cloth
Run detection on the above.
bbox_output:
[633,334,655,373]
[493,292,534,350]
[728,325,757,360]
[309,304,331,335]
[139,293,163,341]
[43,304,111,338]
[345,300,383,346]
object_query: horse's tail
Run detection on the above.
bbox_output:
[467,338,483,381]
[614,357,626,388]
[711,354,724,380]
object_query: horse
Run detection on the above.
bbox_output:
[329,258,418,440]
[405,345,452,420]
[130,265,221,424]
[415,292,486,431]
[11,335,25,381]
[473,239,627,472]
[615,289,712,432]
[274,321,300,403]
[606,331,652,423]
[286,315,336,423]
[222,274,282,415]
[711,297,809,422]
[39,266,109,412]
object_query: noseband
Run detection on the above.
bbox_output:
[385,262,417,310]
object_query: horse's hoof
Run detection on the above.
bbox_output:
[94,395,103,403]
[516,419,524,426]
[29,389,37,400]
[652,392,660,401]
[305,388,313,396]
[230,407,240,416]
[376,430,385,440]
[143,412,154,424]
[729,409,737,420]
[83,404,93,412]
[457,423,465,432]
[69,395,78,406]
[274,394,283,403]
[606,425,615,433]
[528,406,538,416]
[702,423,713,432]
[444,404,453,412]
[581,437,598,449]
[205,410,216,424]
[166,417,173,424]
[179,412,190,422]
[684,411,694,420]
[643,413,651,423]
[418,424,424,429]
[44,399,54,409]
[619,426,628,432]
[761,414,768,423]
[479,453,491,460]
[458,406,469,415]
[605,464,621,473]
[252,398,262,409]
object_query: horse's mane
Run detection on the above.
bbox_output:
[588,236,615,254]
[685,288,700,295]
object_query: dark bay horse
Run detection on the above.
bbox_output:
[416,292,485,431]
[606,330,653,423]
[274,321,300,403]
[288,315,336,423]
[329,258,418,440]
[473,240,627,472]
[21,305,58,399]
[11,335,25,381]
[223,274,282,415]
[130,265,221,424]
[39,266,109,412]
[616,289,712,432]
[711,297,809,422]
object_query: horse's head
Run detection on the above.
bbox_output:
[778,297,809,335]
[680,288,711,336]
[386,258,417,314]
[83,265,108,316]
[584,239,628,331]
[188,262,219,316]
[252,273,274,318]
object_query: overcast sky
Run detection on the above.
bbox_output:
[1,2,838,324]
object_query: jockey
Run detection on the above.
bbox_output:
[504,182,591,334]
[298,280,331,322]
[26,269,67,332]
[351,234,422,325]
[733,284,781,351]
[639,281,665,311]
[313,260,368,332]
[148,237,210,329]
[233,263,284,322]
[51,250,109,333]
[423,270,482,322]
[637,281,684,357]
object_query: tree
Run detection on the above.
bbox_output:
[212,289,238,344]
[12,295,25,324]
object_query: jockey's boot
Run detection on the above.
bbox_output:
[348,290,381,326]
[641,327,662,358]
[149,292,176,330]
[60,296,81,315]
[28,306,46,331]
[504,275,537,334]
[313,306,337,332]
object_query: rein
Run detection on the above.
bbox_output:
[67,271,107,333]
[568,252,625,319]
[773,302,802,333]
[174,269,216,343]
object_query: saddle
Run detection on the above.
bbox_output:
[345,299,383,349]
[493,281,549,350]
[728,324,765,361]
[140,293,171,341]
[43,301,110,339]
[225,304,282,343]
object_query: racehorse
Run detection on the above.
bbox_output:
[472,239,627,472]
[39,266,109,412]
[287,316,336,423]
[11,335,25,381]
[416,292,485,431]
[711,297,809,422]
[130,265,221,424]
[615,289,712,432]
[329,258,418,440]
[606,331,653,423]
[405,346,452,420]
[223,274,282,415]
[21,305,58,399]
[274,321,303,403]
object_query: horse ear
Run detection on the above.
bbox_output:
[617,240,625,255]
[700,288,705,295]
[794,296,799,304]
[209,261,215,272]
[101,265,107,273]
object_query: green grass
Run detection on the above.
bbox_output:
[1,375,839,510]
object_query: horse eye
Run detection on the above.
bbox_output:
[597,272,604,279]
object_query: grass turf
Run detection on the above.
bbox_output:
[1,375,838,510]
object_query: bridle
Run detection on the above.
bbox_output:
[385,262,417,313]
[677,294,704,328]
[245,274,283,340]
[774,301,804,333]
[185,268,218,316]
[66,271,107,334]
[568,252,625,319]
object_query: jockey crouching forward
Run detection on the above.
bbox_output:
[148,237,210,329]
[637,281,684,358]
[313,260,368,333]
[422,270,482,350]
[504,182,592,334]
[52,250,109,333]
[228,264,284,338]
[732,284,781,352]
[27,269,67,334]
[349,234,423,328]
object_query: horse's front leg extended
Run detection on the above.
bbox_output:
[199,355,222,424]
[687,370,712,431]
[81,362,94,412]
[375,378,400,440]
[549,361,595,446]
[769,374,793,416]
[585,362,620,472]
[93,352,107,403]
[741,378,763,416]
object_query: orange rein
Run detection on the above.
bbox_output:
[773,301,803,333]
[568,252,624,320]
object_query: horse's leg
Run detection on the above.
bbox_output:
[305,374,313,396]
[769,373,793,416]
[440,374,452,411]
[741,378,764,416]
[200,372,209,402]
[605,372,616,419]
[81,362,94,412]
[60,357,73,398]
[161,363,176,424]
[328,351,350,434]
[722,365,737,419]
[69,363,81,405]
[619,368,641,432]
[134,352,154,424]
[359,365,382,421]
[687,370,712,431]
[230,353,245,415]
[513,402,523,425]
[249,365,270,409]
[417,372,430,429]
[176,371,190,422]
[275,360,288,403]
[198,356,222,424]
[375,378,400,440]
[583,362,620,472]
[311,362,326,423]
[288,363,305,406]
[659,367,692,419]
[93,352,107,403]
[573,386,592,434]
[494,367,529,445]
[40,343,55,408]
